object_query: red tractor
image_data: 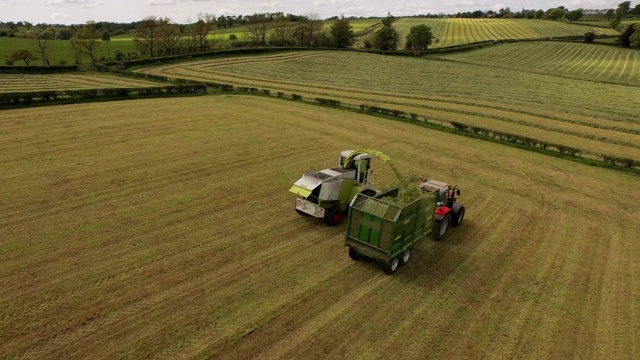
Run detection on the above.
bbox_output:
[420,180,465,240]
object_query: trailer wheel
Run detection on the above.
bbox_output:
[434,214,451,241]
[325,207,343,226]
[384,257,400,275]
[451,205,465,227]
[400,249,411,266]
[348,248,361,260]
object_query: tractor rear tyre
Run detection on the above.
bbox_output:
[325,207,343,226]
[348,248,361,260]
[400,249,411,266]
[434,214,451,241]
[451,205,465,227]
[384,257,400,275]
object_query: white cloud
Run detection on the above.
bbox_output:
[49,12,71,19]
[47,0,89,5]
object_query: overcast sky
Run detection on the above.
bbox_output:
[0,0,622,25]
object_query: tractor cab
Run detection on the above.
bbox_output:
[339,150,373,184]
[420,179,464,240]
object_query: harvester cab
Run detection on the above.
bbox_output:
[289,150,379,226]
[420,179,465,240]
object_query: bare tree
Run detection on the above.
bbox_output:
[70,22,101,67]
[34,30,53,65]
[269,14,294,46]
[246,14,269,46]
[191,13,216,52]
[300,13,323,47]
[135,16,159,57]
[157,17,182,56]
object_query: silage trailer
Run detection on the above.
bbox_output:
[345,188,437,274]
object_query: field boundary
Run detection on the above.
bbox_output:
[0,65,79,74]
[0,84,206,110]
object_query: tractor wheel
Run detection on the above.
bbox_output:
[325,207,343,226]
[348,248,361,260]
[400,249,411,266]
[434,214,451,241]
[451,205,465,227]
[384,257,400,275]
[296,209,309,216]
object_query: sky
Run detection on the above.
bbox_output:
[0,0,623,25]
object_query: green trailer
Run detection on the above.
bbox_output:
[345,188,437,274]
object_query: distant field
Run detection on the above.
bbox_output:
[0,73,161,93]
[380,18,620,49]
[139,51,640,161]
[0,37,138,66]
[442,42,640,85]
[1,96,638,359]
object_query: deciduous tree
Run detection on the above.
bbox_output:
[269,14,294,46]
[565,9,584,23]
[135,16,159,57]
[329,16,354,48]
[404,24,433,51]
[34,30,53,65]
[71,22,101,67]
[246,13,269,46]
[373,15,399,51]
[6,49,37,65]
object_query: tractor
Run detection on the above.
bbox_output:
[420,179,465,240]
[290,150,402,226]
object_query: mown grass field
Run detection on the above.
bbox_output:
[139,51,640,162]
[0,73,161,93]
[1,96,638,359]
[384,18,620,49]
[442,42,640,86]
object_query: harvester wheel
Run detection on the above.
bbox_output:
[325,207,343,226]
[385,257,400,275]
[348,248,361,260]
[451,205,465,227]
[434,214,451,241]
[400,249,411,266]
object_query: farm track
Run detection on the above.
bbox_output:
[141,51,640,160]
[0,96,638,358]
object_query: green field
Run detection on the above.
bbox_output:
[139,50,640,162]
[0,37,138,66]
[1,95,638,358]
[442,41,640,85]
[382,18,621,49]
